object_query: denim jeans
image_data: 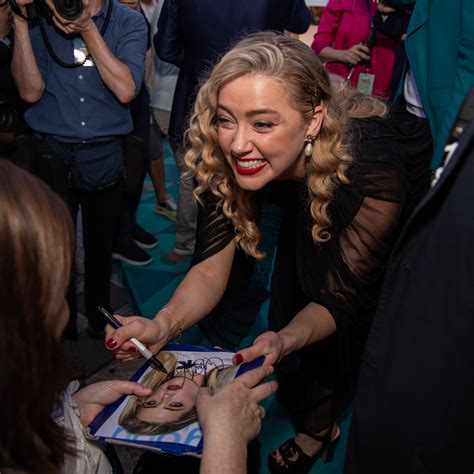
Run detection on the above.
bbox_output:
[172,146,197,255]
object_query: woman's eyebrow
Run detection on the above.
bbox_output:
[217,104,279,117]
[164,407,184,412]
[246,108,280,117]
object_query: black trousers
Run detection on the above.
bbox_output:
[116,85,152,245]
[116,135,147,245]
[31,136,123,332]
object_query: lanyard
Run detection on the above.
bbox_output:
[364,0,376,70]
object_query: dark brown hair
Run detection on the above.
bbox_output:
[0,161,75,473]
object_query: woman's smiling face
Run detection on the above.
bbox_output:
[216,74,322,191]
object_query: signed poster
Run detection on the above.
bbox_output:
[88,344,263,456]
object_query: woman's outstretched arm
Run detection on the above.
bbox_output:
[105,240,236,358]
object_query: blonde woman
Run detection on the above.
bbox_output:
[106,32,431,473]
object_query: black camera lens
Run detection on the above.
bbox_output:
[53,0,82,20]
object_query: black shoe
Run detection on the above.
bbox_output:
[268,426,340,473]
[113,240,153,266]
[132,224,159,249]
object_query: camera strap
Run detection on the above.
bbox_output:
[38,0,113,68]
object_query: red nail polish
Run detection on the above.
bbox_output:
[129,346,137,352]
[106,338,117,349]
[234,353,243,365]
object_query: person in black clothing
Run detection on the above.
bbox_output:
[344,89,474,474]
[104,33,431,473]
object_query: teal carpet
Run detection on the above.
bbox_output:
[121,139,349,473]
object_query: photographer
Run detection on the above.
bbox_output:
[11,0,147,336]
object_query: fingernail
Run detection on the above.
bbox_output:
[129,346,137,352]
[106,338,118,349]
[234,353,243,365]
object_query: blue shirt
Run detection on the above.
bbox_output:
[25,0,147,141]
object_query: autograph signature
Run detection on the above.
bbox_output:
[174,357,227,375]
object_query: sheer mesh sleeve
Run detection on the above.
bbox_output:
[191,192,236,266]
[324,191,405,356]
[298,120,411,372]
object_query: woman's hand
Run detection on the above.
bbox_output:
[74,380,151,427]
[104,315,172,361]
[233,331,284,367]
[197,366,277,445]
[338,43,371,65]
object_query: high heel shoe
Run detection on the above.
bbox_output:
[267,426,340,473]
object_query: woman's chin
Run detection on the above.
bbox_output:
[235,177,269,191]
[232,168,272,191]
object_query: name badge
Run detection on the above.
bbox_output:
[73,38,95,67]
[357,72,375,95]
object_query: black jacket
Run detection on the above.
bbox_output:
[345,118,474,474]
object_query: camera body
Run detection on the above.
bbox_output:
[8,0,83,21]
[26,0,82,20]
[56,0,82,20]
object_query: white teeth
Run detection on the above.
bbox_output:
[236,159,265,169]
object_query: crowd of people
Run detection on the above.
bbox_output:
[0,0,473,473]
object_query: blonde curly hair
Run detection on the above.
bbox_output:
[185,32,387,259]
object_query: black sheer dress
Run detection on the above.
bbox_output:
[191,111,432,435]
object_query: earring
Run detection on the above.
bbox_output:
[304,134,317,157]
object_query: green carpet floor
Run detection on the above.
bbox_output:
[121,139,349,473]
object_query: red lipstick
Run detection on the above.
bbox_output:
[234,159,268,176]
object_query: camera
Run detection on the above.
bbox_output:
[8,0,83,21]
[0,100,18,133]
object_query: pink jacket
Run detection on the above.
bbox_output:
[312,0,396,99]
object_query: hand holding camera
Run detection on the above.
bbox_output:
[45,0,90,34]
[8,0,83,23]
